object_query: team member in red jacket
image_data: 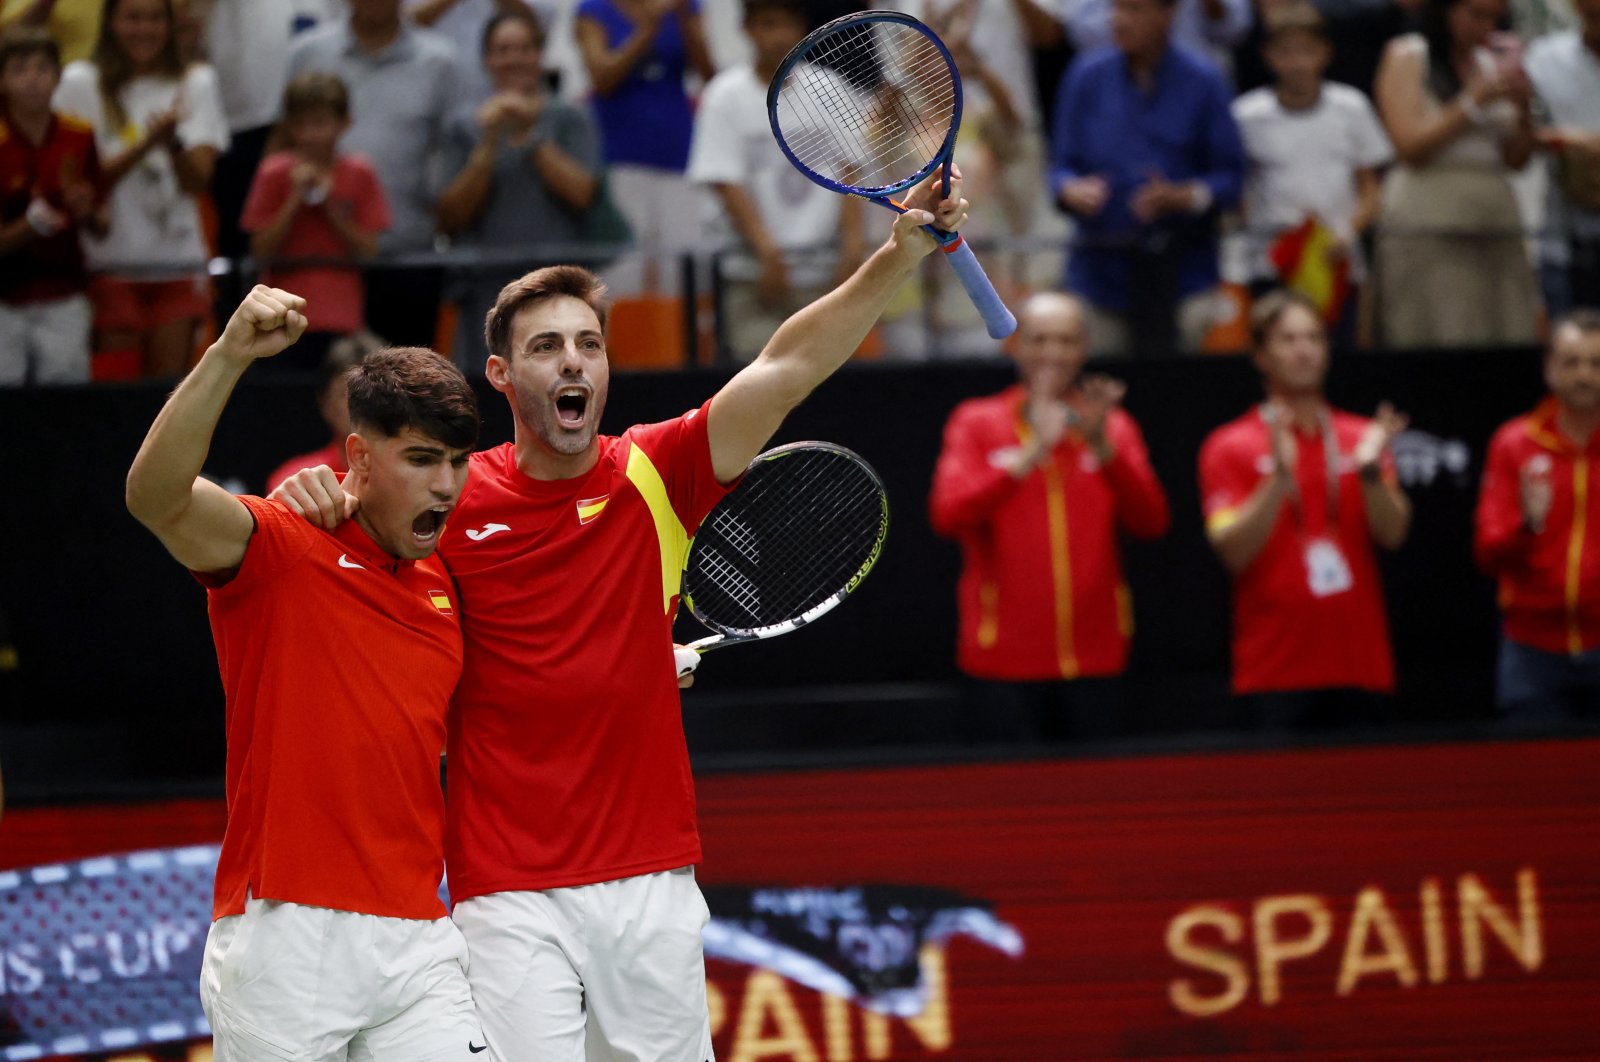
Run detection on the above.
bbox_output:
[1475,309,1600,720]
[1199,289,1410,732]
[930,292,1170,742]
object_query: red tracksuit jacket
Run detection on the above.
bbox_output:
[929,386,1170,680]
[1476,398,1600,655]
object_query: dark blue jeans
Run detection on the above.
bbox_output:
[1497,637,1600,722]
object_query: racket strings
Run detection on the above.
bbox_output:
[686,450,887,632]
[775,20,956,192]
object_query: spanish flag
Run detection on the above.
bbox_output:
[428,590,453,615]
[1269,217,1351,324]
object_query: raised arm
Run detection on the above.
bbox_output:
[704,172,969,483]
[576,0,673,98]
[126,287,310,572]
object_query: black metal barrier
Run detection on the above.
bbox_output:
[0,347,1553,800]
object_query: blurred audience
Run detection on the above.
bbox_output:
[574,0,714,295]
[1061,0,1254,75]
[242,72,389,370]
[1373,0,1541,348]
[687,0,862,363]
[1048,0,1246,356]
[204,0,295,260]
[930,292,1170,743]
[265,330,379,493]
[1475,309,1600,722]
[52,0,228,378]
[0,27,101,386]
[0,0,101,66]
[408,0,554,103]
[1233,2,1391,346]
[290,0,461,348]
[1527,0,1600,317]
[1200,290,1410,732]
[437,6,600,373]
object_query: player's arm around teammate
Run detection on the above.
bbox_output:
[126,285,309,569]
[704,167,969,482]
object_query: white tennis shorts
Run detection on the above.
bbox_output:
[199,896,486,1061]
[452,865,715,1062]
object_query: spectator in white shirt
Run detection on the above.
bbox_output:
[1527,0,1600,315]
[53,0,230,378]
[686,0,865,361]
[1232,2,1391,346]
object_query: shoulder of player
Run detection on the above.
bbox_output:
[1199,411,1264,461]
[53,112,95,138]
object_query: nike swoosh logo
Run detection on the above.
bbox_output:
[337,554,364,569]
[465,522,510,541]
[469,1044,488,1054]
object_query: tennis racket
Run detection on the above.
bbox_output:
[673,442,890,677]
[767,8,1017,340]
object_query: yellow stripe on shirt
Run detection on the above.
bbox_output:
[624,442,690,614]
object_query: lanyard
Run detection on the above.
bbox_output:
[1260,404,1340,534]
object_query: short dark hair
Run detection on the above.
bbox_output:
[1262,1,1326,42]
[346,347,480,451]
[482,6,545,53]
[0,26,61,73]
[283,71,350,122]
[484,265,611,362]
[1250,288,1324,349]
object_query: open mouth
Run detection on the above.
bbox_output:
[554,386,589,429]
[411,505,451,545]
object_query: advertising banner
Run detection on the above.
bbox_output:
[2,738,1596,1059]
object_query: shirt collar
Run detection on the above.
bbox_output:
[338,22,417,64]
[333,511,412,575]
[1121,45,1174,92]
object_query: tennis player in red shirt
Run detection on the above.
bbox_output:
[1476,309,1600,720]
[275,172,970,1060]
[126,286,488,1057]
[930,292,1169,742]
[1199,289,1411,732]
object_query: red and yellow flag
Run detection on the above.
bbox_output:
[1269,217,1351,324]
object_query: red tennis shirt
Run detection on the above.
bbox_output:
[1199,406,1395,695]
[200,496,462,921]
[442,401,732,900]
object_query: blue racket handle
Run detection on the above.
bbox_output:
[940,236,1017,339]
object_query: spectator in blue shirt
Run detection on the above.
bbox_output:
[1048,0,1246,356]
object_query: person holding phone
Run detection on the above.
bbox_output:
[1372,0,1540,349]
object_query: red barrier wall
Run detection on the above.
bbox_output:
[4,737,1597,1060]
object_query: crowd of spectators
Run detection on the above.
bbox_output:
[0,0,1597,385]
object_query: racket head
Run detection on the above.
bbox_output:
[767,10,962,199]
[682,442,890,640]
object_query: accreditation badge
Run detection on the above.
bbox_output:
[1304,537,1354,598]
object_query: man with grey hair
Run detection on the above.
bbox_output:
[929,291,1170,742]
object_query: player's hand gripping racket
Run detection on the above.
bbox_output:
[673,443,889,677]
[767,9,1016,339]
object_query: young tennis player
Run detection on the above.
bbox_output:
[126,286,487,1056]
[271,170,969,1059]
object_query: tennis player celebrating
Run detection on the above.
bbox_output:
[126,286,487,1057]
[274,173,968,1059]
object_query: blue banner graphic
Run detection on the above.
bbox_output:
[1,848,1023,1056]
